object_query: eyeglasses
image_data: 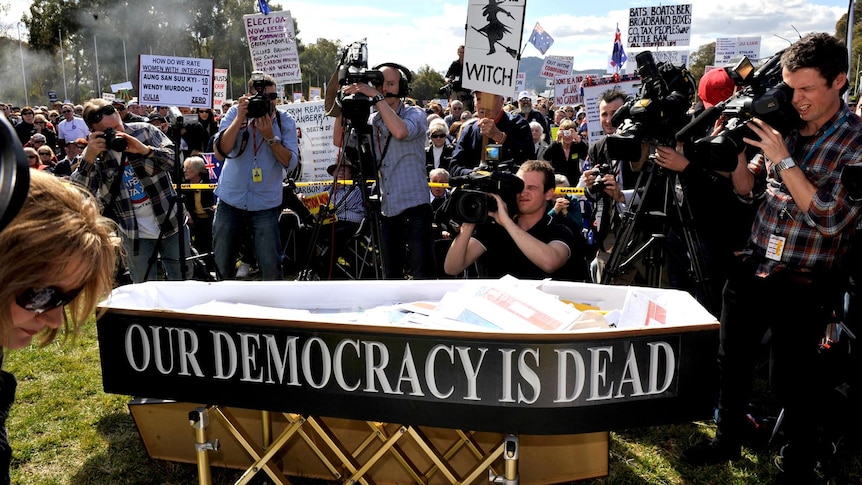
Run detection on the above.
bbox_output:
[199,110,212,114]
[87,105,116,126]
[430,134,447,139]
[76,144,87,149]
[16,286,83,314]
[38,152,51,156]
[61,109,72,114]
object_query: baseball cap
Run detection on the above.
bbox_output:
[148,112,166,123]
[698,68,736,109]
[518,91,531,101]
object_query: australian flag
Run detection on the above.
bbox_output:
[202,152,222,183]
[257,0,270,14]
[528,22,554,55]
[610,24,627,72]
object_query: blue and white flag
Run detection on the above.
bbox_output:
[257,0,270,15]
[528,22,554,55]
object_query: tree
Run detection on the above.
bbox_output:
[687,42,716,81]
[409,65,446,105]
[836,0,862,96]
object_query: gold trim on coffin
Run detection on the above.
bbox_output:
[130,401,608,485]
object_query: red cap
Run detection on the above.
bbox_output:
[698,68,736,109]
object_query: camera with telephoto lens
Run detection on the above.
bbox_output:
[336,39,384,125]
[436,170,524,225]
[438,83,454,98]
[588,163,614,193]
[98,127,128,152]
[247,71,273,119]
[683,51,801,172]
[606,51,696,162]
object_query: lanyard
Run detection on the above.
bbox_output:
[789,112,849,166]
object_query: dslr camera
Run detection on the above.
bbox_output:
[98,127,128,152]
[336,39,384,125]
[588,163,614,193]
[684,51,801,172]
[606,51,696,161]
[247,71,273,119]
[436,170,524,225]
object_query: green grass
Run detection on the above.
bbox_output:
[4,319,861,484]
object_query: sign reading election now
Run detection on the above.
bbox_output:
[139,54,214,109]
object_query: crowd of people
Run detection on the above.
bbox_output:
[1,31,861,482]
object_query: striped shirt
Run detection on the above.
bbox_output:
[748,102,862,275]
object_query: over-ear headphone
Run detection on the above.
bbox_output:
[373,62,412,97]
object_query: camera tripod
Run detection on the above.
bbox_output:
[295,119,384,281]
[600,153,713,306]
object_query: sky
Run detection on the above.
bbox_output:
[1,0,853,74]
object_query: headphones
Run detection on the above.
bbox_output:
[373,62,412,98]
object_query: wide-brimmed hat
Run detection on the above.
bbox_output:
[327,160,356,176]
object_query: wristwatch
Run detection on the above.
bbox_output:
[266,136,281,146]
[372,93,386,104]
[775,157,796,174]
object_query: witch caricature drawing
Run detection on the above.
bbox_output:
[477,0,515,55]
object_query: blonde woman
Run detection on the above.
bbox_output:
[0,170,117,482]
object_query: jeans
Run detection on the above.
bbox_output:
[212,202,283,280]
[122,227,191,283]
[380,204,434,279]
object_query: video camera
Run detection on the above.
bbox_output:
[680,51,801,172]
[606,51,696,161]
[336,39,384,125]
[0,115,29,234]
[436,170,524,225]
[247,71,273,119]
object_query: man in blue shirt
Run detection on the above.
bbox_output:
[212,72,298,280]
[334,63,435,279]
[449,91,533,177]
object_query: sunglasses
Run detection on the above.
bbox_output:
[27,155,37,159]
[87,105,116,126]
[430,134,447,139]
[21,111,34,116]
[61,109,72,113]
[16,286,83,314]
[263,93,278,100]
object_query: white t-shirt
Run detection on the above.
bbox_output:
[57,117,90,143]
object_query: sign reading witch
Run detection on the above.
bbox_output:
[461,0,526,98]
[98,311,717,435]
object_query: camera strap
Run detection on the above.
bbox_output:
[218,109,284,159]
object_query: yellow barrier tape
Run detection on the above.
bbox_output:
[173,182,585,196]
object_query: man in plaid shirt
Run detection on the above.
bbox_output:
[72,98,187,283]
[682,33,862,482]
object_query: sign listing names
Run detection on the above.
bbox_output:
[138,55,214,109]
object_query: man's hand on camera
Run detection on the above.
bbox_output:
[83,132,107,163]
[342,83,379,99]
[487,192,513,226]
[235,93,251,121]
[743,117,791,165]
[654,145,690,173]
[255,111,275,140]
